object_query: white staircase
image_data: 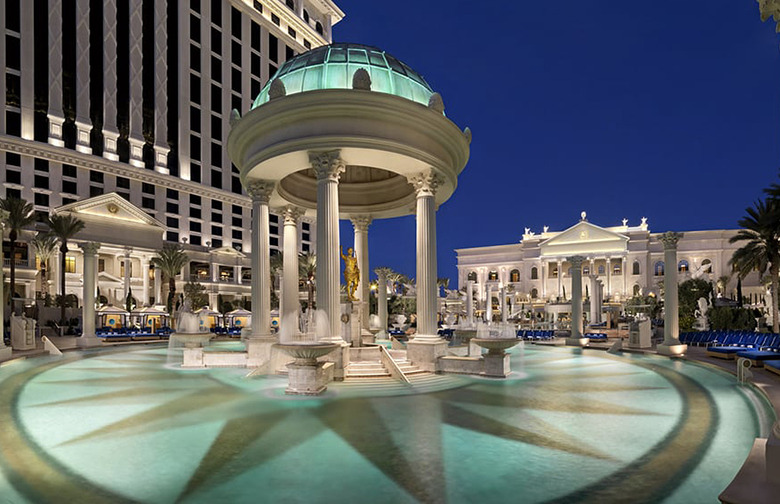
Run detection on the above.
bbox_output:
[344,349,424,380]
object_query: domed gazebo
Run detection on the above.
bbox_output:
[227,43,470,371]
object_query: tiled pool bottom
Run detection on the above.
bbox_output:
[0,344,773,503]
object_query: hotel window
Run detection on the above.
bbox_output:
[231,7,241,38]
[211,115,222,139]
[269,34,278,62]
[271,13,280,26]
[232,216,242,227]
[191,162,202,183]
[530,288,538,299]
[678,260,689,273]
[65,256,76,273]
[190,45,201,72]
[288,27,296,38]
[315,21,323,36]
[251,22,261,51]
[191,108,201,132]
[63,164,77,178]
[211,56,222,82]
[488,271,498,281]
[5,188,21,199]
[34,192,49,206]
[166,201,179,213]
[142,183,155,195]
[303,9,310,22]
[551,267,558,278]
[191,136,201,160]
[90,186,103,197]
[467,271,477,282]
[90,171,104,183]
[211,27,221,55]
[632,261,640,275]
[190,15,201,43]
[598,265,605,275]
[117,176,130,189]
[5,169,21,184]
[62,180,78,194]
[212,224,222,236]
[167,217,179,228]
[211,84,222,112]
[303,39,311,49]
[211,169,222,189]
[167,231,179,242]
[232,40,241,65]
[120,261,133,277]
[210,0,221,26]
[613,264,621,275]
[232,229,242,240]
[190,207,202,219]
[530,267,538,280]
[654,261,665,276]
[190,74,201,104]
[6,153,20,166]
[98,259,105,272]
[34,159,49,172]
[142,197,155,210]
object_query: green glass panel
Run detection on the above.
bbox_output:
[325,64,347,89]
[348,49,368,64]
[371,68,391,94]
[368,51,387,67]
[283,70,304,94]
[392,74,412,101]
[302,65,322,92]
[328,47,346,63]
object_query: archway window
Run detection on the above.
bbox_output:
[467,271,477,282]
[315,21,323,35]
[551,267,558,278]
[531,288,538,299]
[285,0,295,10]
[633,284,641,296]
[598,265,605,275]
[303,9,310,23]
[678,260,689,273]
[530,267,538,280]
[654,261,665,276]
[488,270,498,281]
[632,261,640,275]
[510,269,520,283]
[613,264,621,275]
[583,266,590,275]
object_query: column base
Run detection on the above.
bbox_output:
[154,144,170,175]
[0,346,12,361]
[128,137,145,168]
[103,129,120,161]
[47,114,65,147]
[76,335,102,348]
[657,343,688,356]
[245,335,277,368]
[75,120,92,154]
[407,337,447,372]
[565,337,590,347]
[285,361,334,395]
[182,347,205,368]
[321,341,349,380]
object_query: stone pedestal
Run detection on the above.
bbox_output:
[285,362,334,395]
[321,342,349,380]
[483,353,511,378]
[77,336,102,348]
[245,336,276,368]
[657,343,687,356]
[565,337,590,346]
[407,339,448,372]
[0,346,12,361]
[182,347,205,368]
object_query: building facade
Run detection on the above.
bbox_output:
[1,0,344,307]
[456,214,765,316]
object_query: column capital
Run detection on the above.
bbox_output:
[309,150,346,181]
[246,180,275,203]
[566,255,586,268]
[350,215,373,233]
[280,205,305,225]
[123,247,133,257]
[79,242,101,255]
[408,169,443,197]
[660,231,684,250]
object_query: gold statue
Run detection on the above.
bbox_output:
[341,246,360,301]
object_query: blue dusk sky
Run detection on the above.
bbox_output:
[332,0,780,285]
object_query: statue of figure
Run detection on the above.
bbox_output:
[340,246,360,302]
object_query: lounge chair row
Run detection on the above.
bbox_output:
[680,330,757,347]
[584,333,608,342]
[518,330,555,341]
[706,333,780,363]
[210,327,243,336]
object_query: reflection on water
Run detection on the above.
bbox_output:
[0,345,772,504]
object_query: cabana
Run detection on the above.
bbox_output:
[97,305,129,329]
[195,307,223,331]
[131,306,170,332]
[225,308,251,335]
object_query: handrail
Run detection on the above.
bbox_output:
[378,344,410,384]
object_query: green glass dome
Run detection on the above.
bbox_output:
[251,43,435,109]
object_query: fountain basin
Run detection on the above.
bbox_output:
[274,342,339,365]
[472,338,520,355]
[170,332,214,348]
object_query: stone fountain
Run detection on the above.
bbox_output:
[169,300,214,368]
[472,322,521,377]
[273,310,338,395]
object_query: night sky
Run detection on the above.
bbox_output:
[332,0,780,286]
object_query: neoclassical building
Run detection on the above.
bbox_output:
[456,213,764,311]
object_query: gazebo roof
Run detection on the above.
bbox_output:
[252,43,435,109]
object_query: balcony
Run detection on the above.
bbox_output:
[3,258,31,268]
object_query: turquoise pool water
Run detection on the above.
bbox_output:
[0,344,772,503]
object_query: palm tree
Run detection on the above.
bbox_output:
[729,199,780,332]
[31,233,58,298]
[298,252,316,311]
[151,244,189,315]
[47,213,86,323]
[0,197,36,312]
[437,277,450,297]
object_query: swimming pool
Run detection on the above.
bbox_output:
[0,344,773,503]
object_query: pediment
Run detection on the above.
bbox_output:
[210,245,246,258]
[53,193,167,229]
[540,221,628,257]
[97,271,124,284]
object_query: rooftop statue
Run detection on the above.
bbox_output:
[341,246,360,302]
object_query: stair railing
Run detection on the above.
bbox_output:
[378,344,411,384]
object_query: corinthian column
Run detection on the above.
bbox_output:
[566,255,587,346]
[404,170,447,371]
[246,181,274,338]
[78,242,100,346]
[375,268,388,338]
[351,215,372,334]
[658,232,687,356]
[311,151,345,342]
[280,205,304,341]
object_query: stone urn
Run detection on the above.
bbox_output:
[472,338,520,355]
[274,342,338,395]
[472,338,520,378]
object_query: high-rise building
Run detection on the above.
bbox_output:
[0,0,343,308]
